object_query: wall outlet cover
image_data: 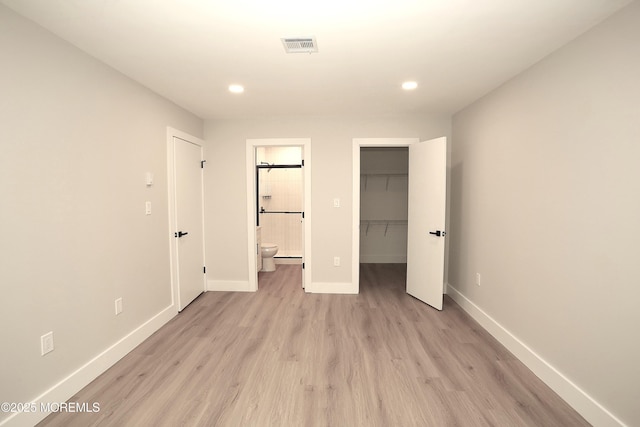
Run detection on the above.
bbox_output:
[41,331,54,355]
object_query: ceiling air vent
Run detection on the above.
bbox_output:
[281,37,318,54]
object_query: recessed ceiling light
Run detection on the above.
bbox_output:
[229,84,244,94]
[402,81,418,90]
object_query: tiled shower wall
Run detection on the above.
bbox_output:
[257,147,303,258]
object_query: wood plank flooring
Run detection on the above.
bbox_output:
[38,264,590,426]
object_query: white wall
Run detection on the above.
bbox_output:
[449,2,640,426]
[0,6,203,425]
[204,115,450,288]
[360,148,409,263]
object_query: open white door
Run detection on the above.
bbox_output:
[406,137,447,310]
[174,136,205,311]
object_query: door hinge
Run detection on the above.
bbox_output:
[203,266,206,274]
[302,262,305,269]
[302,211,305,219]
[301,159,304,167]
[201,160,207,168]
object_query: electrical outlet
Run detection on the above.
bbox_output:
[333,198,340,208]
[333,256,341,267]
[145,201,152,215]
[476,273,481,286]
[41,332,54,356]
[115,298,123,315]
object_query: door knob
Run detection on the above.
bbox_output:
[175,231,189,238]
[429,230,446,237]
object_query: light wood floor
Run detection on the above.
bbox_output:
[38,264,590,426]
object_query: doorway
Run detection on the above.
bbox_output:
[246,138,312,292]
[256,147,304,261]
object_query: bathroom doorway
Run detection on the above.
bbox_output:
[246,138,311,292]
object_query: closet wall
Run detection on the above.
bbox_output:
[360,147,409,263]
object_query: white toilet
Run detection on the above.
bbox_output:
[260,243,278,272]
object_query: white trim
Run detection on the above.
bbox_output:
[246,138,312,292]
[207,280,253,292]
[0,306,176,427]
[446,284,627,427]
[167,127,206,311]
[307,282,358,294]
[352,138,419,294]
[245,143,258,291]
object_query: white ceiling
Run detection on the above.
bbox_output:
[2,0,632,120]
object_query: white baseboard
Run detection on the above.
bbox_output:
[360,255,407,263]
[446,284,625,427]
[307,282,358,294]
[207,280,253,292]
[1,305,177,427]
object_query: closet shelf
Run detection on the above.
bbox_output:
[360,219,408,236]
[361,172,408,191]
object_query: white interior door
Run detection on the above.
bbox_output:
[174,136,205,311]
[406,137,447,310]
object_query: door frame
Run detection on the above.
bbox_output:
[352,138,419,293]
[246,138,312,292]
[167,127,206,312]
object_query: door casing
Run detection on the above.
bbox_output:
[352,138,419,293]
